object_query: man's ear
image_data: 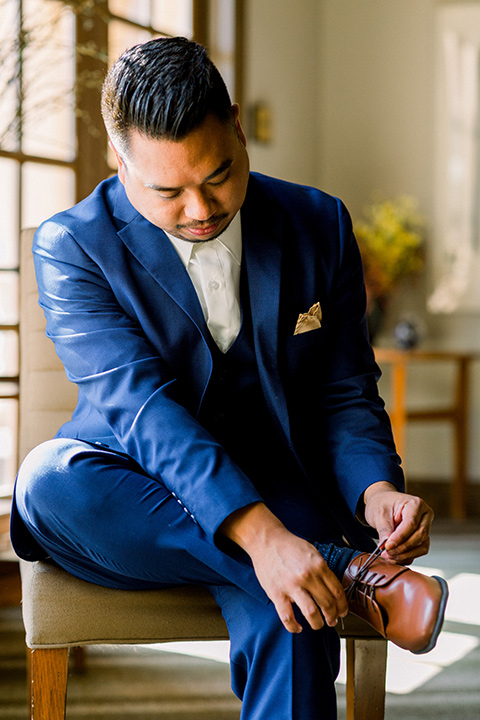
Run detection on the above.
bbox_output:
[232,103,247,148]
[109,139,126,185]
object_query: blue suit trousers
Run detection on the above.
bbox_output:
[14,438,356,719]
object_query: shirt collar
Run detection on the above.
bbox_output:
[165,212,242,268]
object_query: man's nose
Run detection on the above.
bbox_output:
[184,190,216,220]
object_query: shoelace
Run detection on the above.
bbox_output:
[344,538,388,603]
[339,539,388,629]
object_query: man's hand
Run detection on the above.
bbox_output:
[363,481,434,564]
[220,502,348,634]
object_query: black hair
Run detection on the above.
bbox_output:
[101,37,233,154]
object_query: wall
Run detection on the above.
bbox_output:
[243,0,319,185]
[244,0,480,488]
[316,0,435,218]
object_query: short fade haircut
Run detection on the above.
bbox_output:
[101,36,233,157]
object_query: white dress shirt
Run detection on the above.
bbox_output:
[166,212,242,352]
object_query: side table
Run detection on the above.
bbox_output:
[373,348,479,519]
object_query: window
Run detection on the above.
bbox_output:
[0,0,244,496]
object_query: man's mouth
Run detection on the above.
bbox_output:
[179,214,229,238]
[185,224,221,237]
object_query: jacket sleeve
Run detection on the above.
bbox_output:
[33,220,262,542]
[319,199,405,516]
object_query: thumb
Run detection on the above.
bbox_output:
[378,525,395,551]
[373,512,397,552]
[369,507,396,547]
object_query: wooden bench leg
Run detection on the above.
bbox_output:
[345,638,388,720]
[27,647,69,720]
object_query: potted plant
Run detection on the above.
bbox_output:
[355,196,425,342]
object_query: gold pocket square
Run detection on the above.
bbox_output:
[294,302,322,335]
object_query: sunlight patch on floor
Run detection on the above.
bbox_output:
[444,573,480,625]
[140,640,231,664]
[336,631,479,694]
[414,566,480,626]
[144,572,480,696]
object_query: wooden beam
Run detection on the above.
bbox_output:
[193,0,210,46]
[74,1,110,202]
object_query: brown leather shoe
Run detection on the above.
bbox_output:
[343,551,449,654]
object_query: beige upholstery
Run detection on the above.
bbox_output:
[18,227,387,719]
[21,561,228,648]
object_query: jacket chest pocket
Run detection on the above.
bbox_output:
[284,327,327,378]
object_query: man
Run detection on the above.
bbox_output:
[11,37,447,719]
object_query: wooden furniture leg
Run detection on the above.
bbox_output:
[28,647,69,720]
[345,638,388,720]
[452,357,469,519]
[389,358,407,462]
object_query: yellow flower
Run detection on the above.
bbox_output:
[355,196,425,299]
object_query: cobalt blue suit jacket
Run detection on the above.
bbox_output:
[13,171,404,554]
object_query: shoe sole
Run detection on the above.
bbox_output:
[412,575,449,655]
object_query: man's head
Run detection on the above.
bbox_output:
[101,36,234,158]
[101,37,249,243]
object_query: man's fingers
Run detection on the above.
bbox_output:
[274,596,303,634]
[387,533,431,563]
[274,582,348,634]
[293,589,325,630]
[318,579,349,625]
[281,577,348,633]
[385,501,433,559]
[249,530,350,634]
[367,493,434,563]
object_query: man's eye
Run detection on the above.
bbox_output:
[209,171,230,186]
[159,191,181,200]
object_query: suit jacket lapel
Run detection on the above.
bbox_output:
[242,180,292,446]
[114,196,209,342]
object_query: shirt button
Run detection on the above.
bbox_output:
[208,279,220,290]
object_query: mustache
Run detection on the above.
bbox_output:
[177,213,229,230]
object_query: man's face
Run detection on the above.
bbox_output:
[113,107,250,243]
